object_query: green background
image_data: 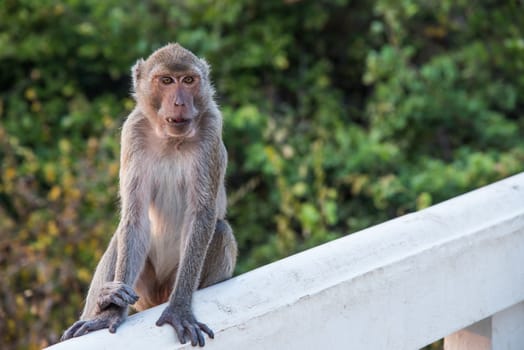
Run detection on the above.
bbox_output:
[1,0,523,349]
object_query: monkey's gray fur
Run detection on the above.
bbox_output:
[61,43,237,347]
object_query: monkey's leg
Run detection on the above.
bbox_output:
[81,236,118,319]
[199,219,237,289]
[61,237,118,340]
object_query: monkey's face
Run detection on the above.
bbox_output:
[133,44,212,140]
[149,69,202,139]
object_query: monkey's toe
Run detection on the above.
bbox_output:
[61,320,87,341]
[73,318,109,337]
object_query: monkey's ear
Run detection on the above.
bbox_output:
[132,58,145,91]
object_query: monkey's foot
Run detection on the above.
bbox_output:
[156,306,214,347]
[61,306,127,341]
[97,281,139,310]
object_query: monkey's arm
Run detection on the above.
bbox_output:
[156,142,224,346]
[92,136,152,312]
[113,174,151,285]
[112,117,152,288]
[90,167,151,315]
[61,132,151,340]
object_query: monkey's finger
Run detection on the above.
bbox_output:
[73,319,107,338]
[119,289,139,304]
[182,320,199,346]
[157,316,187,344]
[195,327,206,347]
[117,284,139,302]
[99,292,136,309]
[197,322,214,339]
[73,321,98,337]
[174,323,187,345]
[108,317,124,333]
[108,294,130,307]
[61,321,86,341]
[101,282,138,303]
[73,322,92,337]
[98,295,124,309]
[155,314,167,327]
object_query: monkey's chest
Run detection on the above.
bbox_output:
[147,162,190,281]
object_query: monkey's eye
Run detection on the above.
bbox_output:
[161,76,174,85]
[182,76,194,84]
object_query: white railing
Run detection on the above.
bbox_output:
[47,173,524,350]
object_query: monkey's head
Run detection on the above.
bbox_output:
[132,43,214,139]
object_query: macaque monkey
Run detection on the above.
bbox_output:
[61,43,237,347]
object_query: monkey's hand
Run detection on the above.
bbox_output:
[60,305,127,341]
[156,305,214,347]
[97,281,139,311]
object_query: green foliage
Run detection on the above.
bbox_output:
[0,0,523,349]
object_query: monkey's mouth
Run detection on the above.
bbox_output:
[166,117,190,125]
